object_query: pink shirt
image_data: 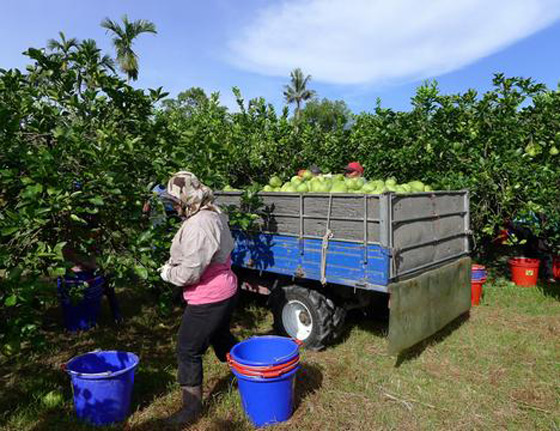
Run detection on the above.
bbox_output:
[183,258,237,305]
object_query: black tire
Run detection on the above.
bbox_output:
[270,285,346,351]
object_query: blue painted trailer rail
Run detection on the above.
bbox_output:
[230,230,391,292]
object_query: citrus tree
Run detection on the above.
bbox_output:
[0,39,170,352]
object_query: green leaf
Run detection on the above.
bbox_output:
[4,295,17,307]
[49,267,66,277]
[89,197,104,206]
[138,230,152,243]
[8,267,23,280]
[1,227,18,236]
[134,265,148,280]
[21,184,43,199]
[70,214,87,224]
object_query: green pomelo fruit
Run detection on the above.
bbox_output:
[330,183,348,193]
[269,176,283,188]
[301,170,313,181]
[281,182,292,191]
[408,181,425,192]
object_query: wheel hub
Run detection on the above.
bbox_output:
[282,300,313,341]
[298,310,311,326]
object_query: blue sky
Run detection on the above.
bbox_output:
[2,0,560,112]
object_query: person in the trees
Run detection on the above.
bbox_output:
[344,161,364,178]
[159,171,238,425]
[297,164,322,177]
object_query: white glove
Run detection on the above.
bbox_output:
[159,264,172,282]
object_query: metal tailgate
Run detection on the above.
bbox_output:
[387,256,471,355]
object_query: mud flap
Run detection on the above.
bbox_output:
[387,257,471,355]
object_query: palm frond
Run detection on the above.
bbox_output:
[101,55,116,73]
[47,31,79,53]
[101,15,157,81]
[100,17,126,39]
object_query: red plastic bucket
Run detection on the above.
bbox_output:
[471,281,483,306]
[553,257,560,281]
[226,353,300,379]
[508,258,540,286]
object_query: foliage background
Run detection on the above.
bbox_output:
[1,39,559,351]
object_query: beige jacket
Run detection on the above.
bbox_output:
[164,209,235,287]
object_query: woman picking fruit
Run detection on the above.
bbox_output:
[159,171,239,425]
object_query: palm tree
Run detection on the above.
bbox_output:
[100,15,157,82]
[283,68,316,119]
[47,32,79,54]
[80,39,116,72]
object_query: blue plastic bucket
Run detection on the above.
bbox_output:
[233,366,299,427]
[229,336,301,426]
[471,265,487,282]
[65,351,139,426]
[229,336,300,367]
[58,274,105,332]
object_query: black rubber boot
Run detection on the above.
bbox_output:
[166,385,203,425]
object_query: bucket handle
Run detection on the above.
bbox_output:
[272,338,303,363]
[60,349,113,377]
[226,353,300,371]
[59,362,113,377]
[239,337,303,363]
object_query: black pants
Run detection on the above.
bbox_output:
[177,294,238,386]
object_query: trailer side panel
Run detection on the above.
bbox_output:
[387,256,471,354]
[231,230,390,291]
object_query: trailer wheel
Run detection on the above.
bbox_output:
[271,285,346,351]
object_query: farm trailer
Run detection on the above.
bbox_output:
[215,191,472,354]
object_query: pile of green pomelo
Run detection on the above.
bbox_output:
[224,170,434,194]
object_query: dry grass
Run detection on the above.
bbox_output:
[1,278,559,431]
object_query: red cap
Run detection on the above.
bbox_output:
[345,162,364,175]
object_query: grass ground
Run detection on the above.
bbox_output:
[1,277,559,431]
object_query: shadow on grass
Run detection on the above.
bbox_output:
[205,418,248,431]
[0,362,70,429]
[2,288,178,430]
[294,362,323,409]
[332,293,390,348]
[538,281,560,301]
[394,312,470,368]
[233,292,271,327]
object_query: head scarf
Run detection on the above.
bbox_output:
[164,171,218,218]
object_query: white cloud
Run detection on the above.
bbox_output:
[228,0,560,85]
